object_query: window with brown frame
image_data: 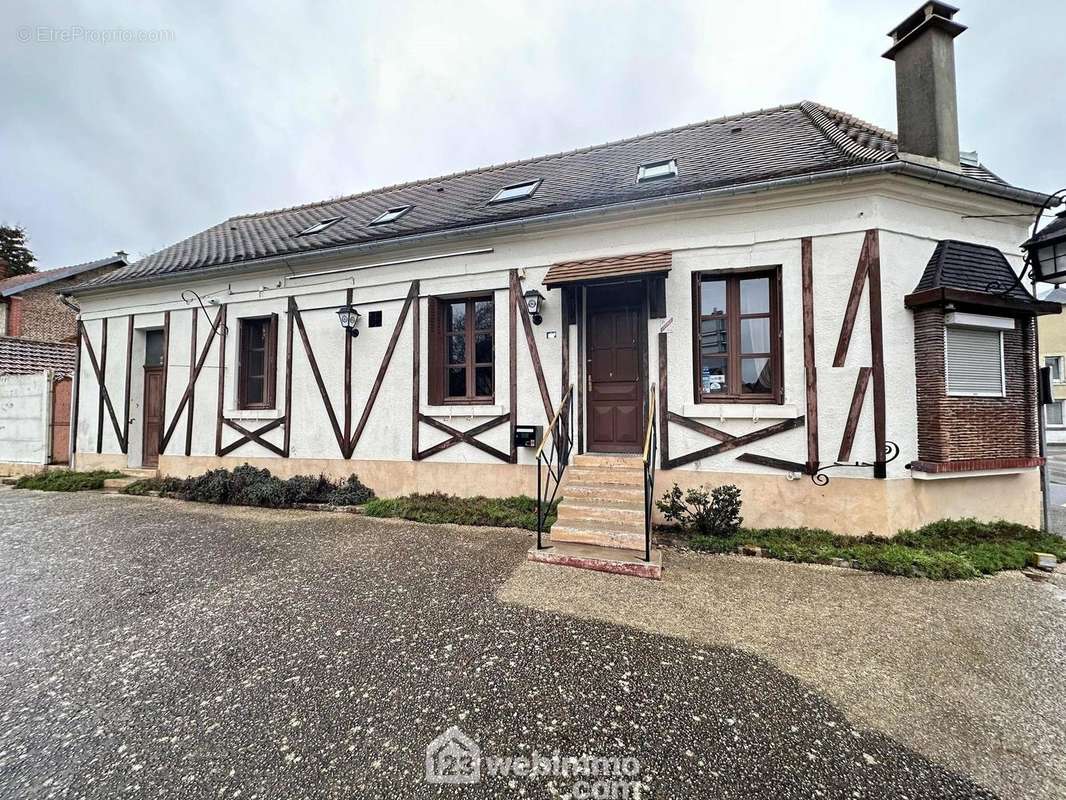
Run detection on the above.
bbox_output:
[237,315,278,410]
[692,268,782,403]
[428,295,494,404]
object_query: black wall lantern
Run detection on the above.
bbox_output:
[336,303,361,337]
[524,289,545,325]
[1023,208,1066,285]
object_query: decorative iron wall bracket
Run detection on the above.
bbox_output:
[809,441,900,485]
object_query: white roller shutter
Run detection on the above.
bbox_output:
[945,327,1004,396]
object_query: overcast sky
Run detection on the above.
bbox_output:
[3,0,1064,270]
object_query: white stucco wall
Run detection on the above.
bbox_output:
[0,372,52,465]
[70,173,1035,492]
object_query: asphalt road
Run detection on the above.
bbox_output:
[0,489,1000,799]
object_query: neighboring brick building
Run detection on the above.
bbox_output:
[0,252,127,376]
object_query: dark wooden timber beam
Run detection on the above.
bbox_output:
[349,280,419,457]
[291,297,346,457]
[283,304,294,458]
[159,311,170,455]
[96,317,107,453]
[214,306,228,457]
[411,286,420,462]
[160,306,223,453]
[418,413,511,462]
[416,413,510,462]
[832,230,872,368]
[665,411,735,442]
[867,230,887,478]
[736,452,810,474]
[837,367,871,463]
[801,237,819,473]
[508,271,518,464]
[185,309,197,456]
[512,270,554,424]
[123,316,133,455]
[220,416,286,458]
[665,416,805,469]
[79,320,126,454]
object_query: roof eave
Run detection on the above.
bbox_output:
[904,287,1062,316]
[72,162,1057,296]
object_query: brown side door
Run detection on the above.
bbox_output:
[586,283,645,453]
[50,378,71,465]
[142,366,164,468]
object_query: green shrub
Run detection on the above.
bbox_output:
[656,482,742,536]
[363,492,555,531]
[119,466,375,510]
[15,470,124,492]
[686,518,1064,581]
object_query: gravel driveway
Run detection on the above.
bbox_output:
[0,489,1058,799]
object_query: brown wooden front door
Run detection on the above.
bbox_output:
[586,282,646,453]
[142,366,164,468]
[50,377,71,465]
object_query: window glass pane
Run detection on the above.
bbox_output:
[741,318,770,354]
[248,348,265,377]
[1047,402,1064,426]
[700,280,726,316]
[740,278,769,314]
[700,318,727,353]
[741,357,772,393]
[699,355,728,395]
[447,367,466,397]
[447,335,465,365]
[144,330,164,366]
[475,366,493,397]
[474,300,493,330]
[447,302,466,332]
[246,376,264,404]
[475,334,492,364]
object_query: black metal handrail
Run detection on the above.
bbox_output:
[535,384,574,548]
[642,383,658,562]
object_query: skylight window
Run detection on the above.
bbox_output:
[637,159,678,182]
[489,179,541,204]
[369,206,412,225]
[297,217,343,236]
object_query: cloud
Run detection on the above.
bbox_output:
[2,0,1063,269]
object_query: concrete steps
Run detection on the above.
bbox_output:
[527,540,662,580]
[546,453,652,565]
[102,468,159,493]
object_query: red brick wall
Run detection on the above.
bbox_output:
[9,264,121,343]
[914,308,1038,464]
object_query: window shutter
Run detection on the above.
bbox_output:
[427,297,443,405]
[945,327,1003,395]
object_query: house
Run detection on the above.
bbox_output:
[66,4,1058,565]
[0,252,127,469]
[1039,272,1066,444]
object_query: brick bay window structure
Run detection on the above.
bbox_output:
[905,240,1061,475]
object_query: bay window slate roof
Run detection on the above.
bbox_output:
[913,240,1037,302]
[0,337,76,377]
[82,101,1015,290]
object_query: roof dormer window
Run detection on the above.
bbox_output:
[489,179,541,204]
[296,217,343,236]
[637,159,678,182]
[369,206,412,225]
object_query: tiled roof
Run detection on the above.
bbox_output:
[0,254,128,298]
[913,240,1035,301]
[1024,211,1066,247]
[80,101,1022,290]
[0,337,77,377]
[544,251,671,288]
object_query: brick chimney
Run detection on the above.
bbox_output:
[883,2,967,171]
